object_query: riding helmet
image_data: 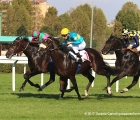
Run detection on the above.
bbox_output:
[32,30,40,38]
[61,28,70,35]
[122,29,130,36]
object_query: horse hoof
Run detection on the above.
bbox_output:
[78,97,82,100]
[120,90,125,93]
[120,88,128,93]
[19,88,24,92]
[85,95,89,99]
[38,88,42,92]
[109,93,113,96]
[59,95,64,99]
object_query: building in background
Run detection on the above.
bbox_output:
[0,0,52,29]
[29,0,52,17]
[0,0,51,17]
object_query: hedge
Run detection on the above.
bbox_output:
[0,64,30,73]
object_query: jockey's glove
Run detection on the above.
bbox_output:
[39,43,46,49]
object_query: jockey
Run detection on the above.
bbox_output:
[31,30,50,48]
[31,30,50,42]
[122,29,140,51]
[61,28,86,64]
[32,30,53,71]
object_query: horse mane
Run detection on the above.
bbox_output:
[16,36,30,42]
[51,37,60,46]
[118,38,126,47]
[51,37,69,54]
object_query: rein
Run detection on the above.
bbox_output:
[15,39,30,52]
[22,42,30,51]
[44,38,61,53]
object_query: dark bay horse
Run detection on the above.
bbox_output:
[5,37,56,92]
[101,34,140,93]
[5,37,95,99]
[40,37,115,100]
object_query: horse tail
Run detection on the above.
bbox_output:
[103,61,120,76]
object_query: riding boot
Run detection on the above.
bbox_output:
[76,53,82,64]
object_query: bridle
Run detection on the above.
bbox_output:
[44,38,62,54]
[11,39,30,53]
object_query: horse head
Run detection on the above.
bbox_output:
[101,34,125,55]
[41,37,68,54]
[6,37,30,59]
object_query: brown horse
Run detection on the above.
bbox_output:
[40,37,115,100]
[5,37,55,91]
[5,37,95,99]
[101,34,140,93]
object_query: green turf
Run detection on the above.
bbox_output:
[0,73,140,120]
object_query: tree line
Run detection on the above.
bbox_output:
[0,0,140,52]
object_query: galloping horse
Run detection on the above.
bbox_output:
[101,34,140,93]
[5,37,56,92]
[40,37,115,100]
[5,37,95,99]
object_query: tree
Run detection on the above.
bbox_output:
[115,2,140,31]
[17,25,28,36]
[114,20,123,37]
[70,7,90,43]
[77,4,92,20]
[4,0,33,35]
[58,13,72,30]
[12,0,33,14]
[4,5,16,35]
[40,26,57,36]
[93,7,107,51]
[0,2,10,35]
[44,7,59,34]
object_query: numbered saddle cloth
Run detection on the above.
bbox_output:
[79,50,90,62]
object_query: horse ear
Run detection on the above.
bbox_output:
[110,33,114,37]
[110,33,117,38]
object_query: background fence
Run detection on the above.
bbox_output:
[0,55,140,92]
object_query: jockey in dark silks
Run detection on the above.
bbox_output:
[31,30,53,71]
[122,29,140,51]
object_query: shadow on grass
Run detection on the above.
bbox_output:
[10,93,85,100]
[91,93,140,100]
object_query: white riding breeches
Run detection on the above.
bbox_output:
[67,41,86,53]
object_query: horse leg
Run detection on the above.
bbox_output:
[59,77,72,99]
[60,76,81,100]
[38,71,55,91]
[59,77,68,98]
[69,76,82,100]
[103,72,126,93]
[95,69,112,95]
[120,76,139,93]
[82,69,94,98]
[19,70,41,92]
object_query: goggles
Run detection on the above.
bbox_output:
[61,34,67,37]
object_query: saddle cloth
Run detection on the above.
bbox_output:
[79,50,90,62]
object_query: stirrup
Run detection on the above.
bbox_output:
[76,53,81,58]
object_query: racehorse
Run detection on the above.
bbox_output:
[5,37,56,92]
[5,37,95,99]
[101,34,140,93]
[40,37,115,100]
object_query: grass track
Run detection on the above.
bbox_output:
[0,73,140,120]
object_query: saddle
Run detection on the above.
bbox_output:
[69,50,90,62]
